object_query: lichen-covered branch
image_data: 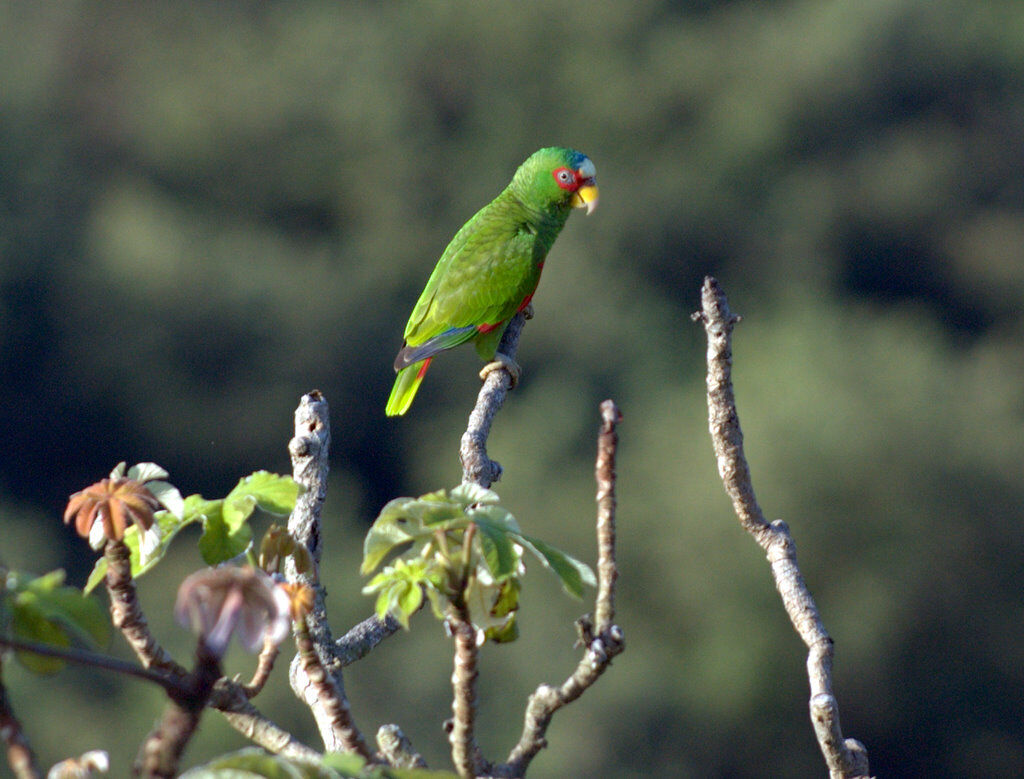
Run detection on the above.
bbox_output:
[460,311,527,488]
[499,401,626,777]
[284,391,402,758]
[693,276,871,779]
[284,391,348,751]
[334,613,403,667]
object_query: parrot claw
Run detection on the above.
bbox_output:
[480,352,522,388]
[521,303,535,320]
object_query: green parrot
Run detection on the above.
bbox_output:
[385,146,599,416]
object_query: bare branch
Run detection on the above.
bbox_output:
[594,399,621,631]
[134,641,221,778]
[499,401,626,777]
[293,618,372,760]
[460,311,527,488]
[447,605,485,779]
[284,391,376,754]
[104,539,187,678]
[334,613,403,667]
[694,276,871,779]
[208,683,320,762]
[376,724,427,769]
[241,637,280,697]
[286,390,331,570]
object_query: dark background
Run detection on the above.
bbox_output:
[2,2,1023,776]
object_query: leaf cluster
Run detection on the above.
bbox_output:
[84,469,301,592]
[361,483,594,642]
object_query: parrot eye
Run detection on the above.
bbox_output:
[552,167,578,190]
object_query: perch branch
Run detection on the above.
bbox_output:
[460,310,528,488]
[693,276,871,779]
[499,401,626,777]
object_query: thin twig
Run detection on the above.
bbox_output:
[460,311,527,488]
[0,634,179,692]
[498,401,626,777]
[693,276,871,779]
[0,625,318,763]
[241,637,280,697]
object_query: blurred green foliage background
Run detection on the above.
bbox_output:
[2,1,1023,776]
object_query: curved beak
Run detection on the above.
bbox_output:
[570,179,599,215]
[569,156,598,214]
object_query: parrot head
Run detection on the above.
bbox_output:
[512,147,599,216]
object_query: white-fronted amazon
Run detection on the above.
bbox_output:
[386,146,598,416]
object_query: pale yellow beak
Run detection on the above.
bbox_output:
[570,181,599,215]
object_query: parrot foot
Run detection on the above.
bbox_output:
[480,352,521,388]
[521,303,535,320]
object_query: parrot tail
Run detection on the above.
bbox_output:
[385,358,433,416]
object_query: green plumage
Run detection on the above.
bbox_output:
[386,147,598,416]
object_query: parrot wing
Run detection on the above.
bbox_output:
[399,200,540,360]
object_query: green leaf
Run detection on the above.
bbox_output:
[83,560,106,594]
[11,604,68,673]
[361,502,420,575]
[396,580,424,616]
[226,471,302,519]
[198,503,253,565]
[471,515,520,580]
[16,578,109,649]
[449,482,500,507]
[6,569,109,673]
[83,507,197,593]
[516,534,596,599]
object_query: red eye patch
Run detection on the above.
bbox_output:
[552,166,581,191]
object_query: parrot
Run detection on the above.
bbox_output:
[385,146,599,416]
